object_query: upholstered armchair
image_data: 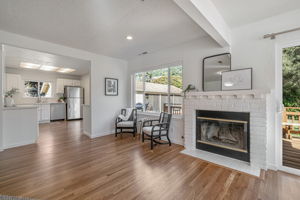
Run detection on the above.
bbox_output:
[115,109,137,137]
[142,112,172,149]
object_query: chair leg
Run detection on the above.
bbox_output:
[167,135,171,146]
[115,128,118,137]
[151,135,153,150]
[142,131,144,142]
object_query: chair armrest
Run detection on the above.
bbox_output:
[143,119,159,127]
[116,117,122,124]
[151,123,169,132]
[152,122,168,128]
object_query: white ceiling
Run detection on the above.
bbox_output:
[4,45,91,76]
[211,0,300,28]
[0,0,207,60]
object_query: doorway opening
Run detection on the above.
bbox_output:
[281,45,300,170]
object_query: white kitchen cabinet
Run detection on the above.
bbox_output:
[6,73,21,91]
[56,79,81,93]
[64,79,74,87]
[37,106,41,122]
[37,104,50,123]
[56,79,64,93]
[72,80,81,86]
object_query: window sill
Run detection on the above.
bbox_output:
[137,111,183,120]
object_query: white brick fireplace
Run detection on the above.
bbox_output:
[182,90,271,176]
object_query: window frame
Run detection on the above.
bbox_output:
[23,80,53,98]
[133,63,183,115]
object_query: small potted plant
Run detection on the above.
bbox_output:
[4,88,18,107]
[58,96,66,103]
[183,84,196,97]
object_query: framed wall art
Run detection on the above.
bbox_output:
[105,78,118,96]
[221,68,252,91]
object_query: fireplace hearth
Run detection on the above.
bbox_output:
[196,110,250,162]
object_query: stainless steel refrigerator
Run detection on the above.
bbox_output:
[64,86,84,120]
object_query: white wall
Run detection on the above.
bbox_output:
[230,9,300,170]
[5,67,81,104]
[81,74,90,105]
[0,30,128,140]
[129,36,228,91]
[0,46,3,150]
[128,36,228,145]
[128,9,300,169]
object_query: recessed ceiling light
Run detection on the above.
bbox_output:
[20,62,40,69]
[40,65,59,71]
[126,35,133,40]
[56,68,76,73]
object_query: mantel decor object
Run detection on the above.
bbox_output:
[221,68,252,91]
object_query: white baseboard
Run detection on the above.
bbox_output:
[267,163,278,171]
[4,140,36,150]
[90,130,114,139]
[83,130,91,137]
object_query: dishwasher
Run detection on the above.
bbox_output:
[50,103,66,121]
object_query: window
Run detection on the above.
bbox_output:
[134,65,183,115]
[24,81,52,98]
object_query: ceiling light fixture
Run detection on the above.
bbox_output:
[126,35,133,40]
[56,68,76,73]
[224,82,234,87]
[20,62,41,69]
[40,65,59,71]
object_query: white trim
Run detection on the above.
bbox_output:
[0,45,4,151]
[90,130,114,139]
[83,130,91,137]
[3,139,36,149]
[275,39,300,175]
[278,166,300,176]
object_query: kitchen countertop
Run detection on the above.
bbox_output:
[3,105,38,110]
[3,102,65,110]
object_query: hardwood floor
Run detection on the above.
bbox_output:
[1,121,300,200]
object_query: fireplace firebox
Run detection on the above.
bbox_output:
[196,110,250,162]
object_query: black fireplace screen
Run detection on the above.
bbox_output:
[196,110,250,162]
[198,117,248,152]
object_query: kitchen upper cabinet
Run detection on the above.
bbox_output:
[64,79,74,87]
[6,73,21,91]
[56,79,81,94]
[56,79,64,94]
[72,80,81,86]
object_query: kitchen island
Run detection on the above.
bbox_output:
[2,105,39,149]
